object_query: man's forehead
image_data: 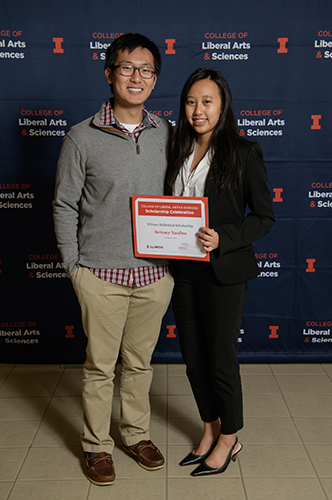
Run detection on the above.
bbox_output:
[115,47,154,65]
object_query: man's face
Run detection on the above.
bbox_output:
[105,47,157,109]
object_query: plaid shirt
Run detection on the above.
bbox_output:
[90,100,167,287]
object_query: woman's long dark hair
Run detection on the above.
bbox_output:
[166,68,241,195]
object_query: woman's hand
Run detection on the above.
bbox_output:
[196,227,219,252]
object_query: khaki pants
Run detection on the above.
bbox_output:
[72,266,173,453]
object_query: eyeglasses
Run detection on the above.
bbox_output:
[113,63,156,79]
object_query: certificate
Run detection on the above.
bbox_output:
[132,195,209,261]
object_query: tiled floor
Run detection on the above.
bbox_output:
[1,362,332,500]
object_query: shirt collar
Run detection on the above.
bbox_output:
[100,98,159,129]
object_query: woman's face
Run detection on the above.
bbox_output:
[185,78,222,142]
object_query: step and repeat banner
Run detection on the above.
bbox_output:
[1,0,332,364]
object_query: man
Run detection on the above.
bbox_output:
[53,33,173,486]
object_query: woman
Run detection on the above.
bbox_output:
[165,68,275,477]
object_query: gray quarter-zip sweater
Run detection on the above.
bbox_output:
[53,104,172,277]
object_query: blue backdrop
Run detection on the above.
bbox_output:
[1,0,332,363]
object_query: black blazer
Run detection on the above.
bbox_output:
[205,138,275,285]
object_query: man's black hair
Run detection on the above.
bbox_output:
[104,33,161,75]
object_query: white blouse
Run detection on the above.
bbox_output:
[173,144,212,197]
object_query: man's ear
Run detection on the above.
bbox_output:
[105,68,113,84]
[152,74,157,90]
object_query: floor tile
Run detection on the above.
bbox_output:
[43,396,83,419]
[322,364,332,379]
[239,417,301,444]
[150,375,167,395]
[293,417,332,444]
[0,420,40,447]
[167,395,199,418]
[18,446,85,480]
[152,363,167,376]
[168,478,246,500]
[240,444,316,477]
[167,445,240,478]
[275,374,332,394]
[270,363,325,374]
[53,368,82,396]
[243,394,290,417]
[240,364,273,375]
[167,375,192,395]
[32,418,83,447]
[242,374,281,394]
[149,418,167,445]
[0,363,15,374]
[9,364,63,376]
[88,478,166,499]
[0,448,29,481]
[167,418,203,445]
[321,478,332,499]
[2,362,332,499]
[60,363,84,368]
[0,364,14,389]
[167,364,186,376]
[109,418,122,446]
[305,445,332,477]
[0,397,50,420]
[151,395,167,418]
[0,482,13,500]
[111,394,121,414]
[9,480,89,500]
[244,477,327,500]
[0,376,60,398]
[283,393,332,417]
[113,375,120,396]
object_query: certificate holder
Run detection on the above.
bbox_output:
[132,195,209,261]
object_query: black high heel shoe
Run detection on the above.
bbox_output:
[179,440,217,466]
[190,437,242,476]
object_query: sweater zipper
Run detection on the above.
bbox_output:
[136,144,140,154]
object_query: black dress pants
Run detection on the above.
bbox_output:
[172,260,247,435]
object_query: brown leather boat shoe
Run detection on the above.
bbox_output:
[84,452,115,486]
[125,440,164,470]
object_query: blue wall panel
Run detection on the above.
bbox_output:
[1,0,331,363]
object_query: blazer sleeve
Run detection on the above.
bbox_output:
[216,142,275,255]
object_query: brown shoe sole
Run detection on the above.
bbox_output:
[86,474,115,486]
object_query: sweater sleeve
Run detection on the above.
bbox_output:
[53,133,85,277]
[216,142,275,255]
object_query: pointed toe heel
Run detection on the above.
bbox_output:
[179,440,217,466]
[191,437,242,477]
[179,451,202,466]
